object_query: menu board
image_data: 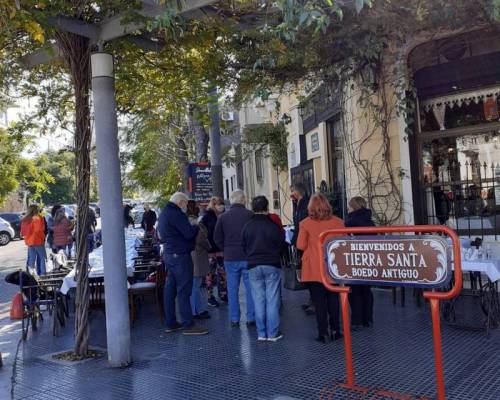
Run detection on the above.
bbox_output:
[188,163,213,204]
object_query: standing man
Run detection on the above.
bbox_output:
[242,196,285,342]
[141,203,157,234]
[158,192,208,335]
[290,182,310,247]
[290,182,314,315]
[214,190,255,327]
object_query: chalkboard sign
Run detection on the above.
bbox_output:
[188,163,213,204]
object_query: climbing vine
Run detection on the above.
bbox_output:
[242,122,288,172]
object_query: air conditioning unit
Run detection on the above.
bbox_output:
[221,111,234,121]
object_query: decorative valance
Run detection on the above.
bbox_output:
[421,85,500,130]
[421,86,500,111]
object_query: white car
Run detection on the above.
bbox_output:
[0,217,15,246]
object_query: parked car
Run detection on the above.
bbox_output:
[0,217,15,246]
[0,212,23,238]
[61,205,76,219]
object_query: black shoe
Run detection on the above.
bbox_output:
[315,335,330,344]
[363,321,371,328]
[331,332,343,341]
[231,321,240,328]
[219,295,228,303]
[193,311,211,320]
[165,323,183,333]
[304,306,316,316]
[208,297,220,307]
[246,320,256,327]
[182,326,208,336]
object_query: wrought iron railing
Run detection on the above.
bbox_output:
[421,161,500,239]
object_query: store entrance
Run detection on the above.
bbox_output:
[326,118,347,218]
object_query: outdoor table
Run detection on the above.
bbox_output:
[444,258,500,335]
[60,229,141,295]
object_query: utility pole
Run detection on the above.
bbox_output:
[207,87,224,198]
[91,52,131,367]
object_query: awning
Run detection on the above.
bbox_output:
[421,85,500,111]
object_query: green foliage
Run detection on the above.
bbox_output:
[129,127,182,205]
[0,128,25,205]
[34,150,76,205]
[0,127,54,206]
[242,122,288,171]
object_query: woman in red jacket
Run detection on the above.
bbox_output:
[21,205,47,275]
[52,209,74,258]
[297,193,345,343]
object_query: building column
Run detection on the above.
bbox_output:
[91,52,131,367]
[208,87,224,198]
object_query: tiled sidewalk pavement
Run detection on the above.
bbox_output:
[10,286,500,400]
[0,241,24,399]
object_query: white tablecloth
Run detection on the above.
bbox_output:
[460,259,500,283]
[284,226,294,244]
[60,229,141,294]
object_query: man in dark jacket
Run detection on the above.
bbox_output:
[242,196,285,342]
[345,196,375,328]
[158,192,208,335]
[141,203,157,233]
[290,182,314,314]
[214,190,255,327]
[290,182,310,246]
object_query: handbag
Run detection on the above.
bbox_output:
[10,292,24,320]
[282,245,307,291]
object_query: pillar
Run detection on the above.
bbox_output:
[91,52,131,367]
[208,87,224,198]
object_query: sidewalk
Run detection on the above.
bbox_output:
[0,241,24,399]
[10,287,500,400]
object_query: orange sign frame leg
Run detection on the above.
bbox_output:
[318,225,463,400]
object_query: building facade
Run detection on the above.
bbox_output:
[230,26,500,254]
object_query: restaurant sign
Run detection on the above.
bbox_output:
[325,235,450,288]
[188,163,212,205]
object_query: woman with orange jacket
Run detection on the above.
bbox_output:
[21,205,47,275]
[297,193,345,343]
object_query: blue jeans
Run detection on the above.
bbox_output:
[27,246,46,275]
[164,253,194,328]
[248,266,281,338]
[225,261,255,323]
[190,276,207,315]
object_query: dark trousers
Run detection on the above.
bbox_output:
[309,282,340,336]
[350,285,374,325]
[164,253,194,329]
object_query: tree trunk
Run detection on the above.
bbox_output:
[56,31,92,357]
[176,132,190,191]
[188,105,209,163]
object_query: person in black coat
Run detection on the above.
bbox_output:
[141,203,157,233]
[345,196,375,328]
[290,182,310,247]
[290,182,314,315]
[242,196,285,341]
[201,196,227,306]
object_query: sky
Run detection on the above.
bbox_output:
[1,96,73,157]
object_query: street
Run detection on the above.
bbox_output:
[0,239,26,399]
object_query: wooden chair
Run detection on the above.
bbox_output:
[128,262,165,324]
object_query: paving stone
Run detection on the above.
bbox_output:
[10,287,500,400]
